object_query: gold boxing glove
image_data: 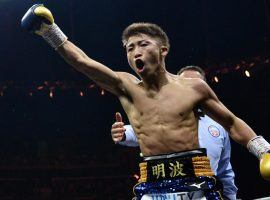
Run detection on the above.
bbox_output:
[247,136,270,180]
[260,151,270,180]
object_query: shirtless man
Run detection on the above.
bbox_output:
[21,4,270,199]
[111,66,238,199]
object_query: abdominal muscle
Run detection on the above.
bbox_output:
[119,75,202,156]
[131,112,199,156]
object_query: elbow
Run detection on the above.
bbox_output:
[225,117,241,140]
[222,115,236,133]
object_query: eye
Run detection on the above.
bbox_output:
[140,43,148,47]
[127,47,133,52]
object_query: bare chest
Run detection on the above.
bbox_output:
[127,84,199,121]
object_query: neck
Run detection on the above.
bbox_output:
[141,65,170,91]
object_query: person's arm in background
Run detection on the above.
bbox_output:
[111,112,139,147]
[198,115,237,199]
[216,129,238,200]
[118,125,139,147]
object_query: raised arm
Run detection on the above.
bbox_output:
[21,4,124,95]
[57,41,123,95]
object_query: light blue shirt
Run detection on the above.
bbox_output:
[118,115,238,199]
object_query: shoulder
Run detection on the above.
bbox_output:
[115,72,141,91]
[115,72,142,97]
[177,77,211,99]
[190,78,210,93]
[116,72,140,84]
[177,77,207,89]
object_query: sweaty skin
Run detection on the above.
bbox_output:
[57,34,256,156]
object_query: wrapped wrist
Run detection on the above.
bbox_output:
[247,136,270,159]
[41,23,68,49]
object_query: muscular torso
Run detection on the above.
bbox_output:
[118,73,204,156]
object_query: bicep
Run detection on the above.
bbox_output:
[58,41,124,96]
[81,59,124,95]
[199,84,235,131]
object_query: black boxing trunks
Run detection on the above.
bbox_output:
[133,148,223,200]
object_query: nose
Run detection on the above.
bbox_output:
[134,48,142,59]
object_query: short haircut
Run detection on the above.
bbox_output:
[122,22,170,51]
[177,66,206,81]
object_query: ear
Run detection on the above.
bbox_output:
[160,46,168,57]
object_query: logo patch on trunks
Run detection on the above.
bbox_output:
[208,125,220,137]
[141,191,205,200]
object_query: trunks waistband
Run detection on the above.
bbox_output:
[139,148,214,183]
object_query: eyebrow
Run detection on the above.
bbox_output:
[126,39,148,48]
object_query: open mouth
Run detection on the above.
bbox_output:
[135,59,145,73]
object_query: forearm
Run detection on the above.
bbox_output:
[57,41,90,73]
[56,40,90,59]
[229,117,270,161]
[229,117,256,146]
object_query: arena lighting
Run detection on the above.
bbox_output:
[101,89,105,95]
[235,64,241,70]
[37,86,44,90]
[79,91,84,97]
[249,62,255,67]
[0,53,269,99]
[244,70,251,77]
[89,84,95,89]
[49,90,54,98]
[213,76,219,83]
[133,174,140,180]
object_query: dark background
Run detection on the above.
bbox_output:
[0,0,269,199]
